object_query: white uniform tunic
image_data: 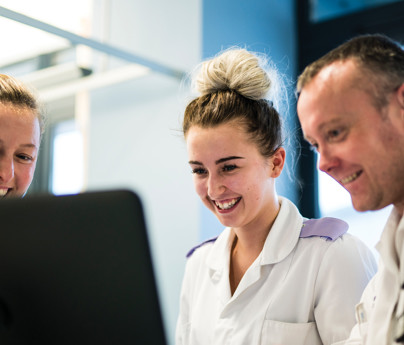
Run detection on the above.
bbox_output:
[176,197,377,345]
[344,207,404,345]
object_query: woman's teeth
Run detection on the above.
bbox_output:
[0,189,8,197]
[215,198,240,210]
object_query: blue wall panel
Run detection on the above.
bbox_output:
[200,0,297,240]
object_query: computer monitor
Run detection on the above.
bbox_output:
[0,190,167,345]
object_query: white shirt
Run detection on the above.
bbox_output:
[176,197,377,345]
[343,207,404,345]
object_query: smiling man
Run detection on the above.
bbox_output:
[297,34,404,345]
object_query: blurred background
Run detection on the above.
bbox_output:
[1,0,403,343]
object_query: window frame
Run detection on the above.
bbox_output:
[28,96,76,195]
[295,0,404,217]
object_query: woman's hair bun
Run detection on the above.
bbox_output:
[194,48,272,101]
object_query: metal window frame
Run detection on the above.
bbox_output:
[0,6,185,80]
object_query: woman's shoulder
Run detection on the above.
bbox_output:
[186,236,218,259]
[296,217,377,280]
[299,217,348,241]
[298,216,375,264]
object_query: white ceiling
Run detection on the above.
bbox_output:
[0,0,92,66]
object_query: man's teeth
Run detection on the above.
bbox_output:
[215,198,239,210]
[341,172,359,184]
[0,189,8,197]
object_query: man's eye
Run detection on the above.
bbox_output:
[329,129,340,137]
[16,154,33,162]
[191,168,206,175]
[222,164,237,172]
[327,128,346,142]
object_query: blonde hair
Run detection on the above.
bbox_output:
[183,48,284,158]
[0,74,45,137]
[195,49,271,101]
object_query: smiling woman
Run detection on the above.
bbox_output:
[176,48,378,345]
[0,74,44,198]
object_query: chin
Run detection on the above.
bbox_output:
[352,197,386,212]
[350,196,369,212]
[215,217,231,227]
[215,216,239,228]
[352,204,370,213]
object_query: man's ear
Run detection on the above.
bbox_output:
[395,84,404,132]
[270,147,286,178]
[397,83,404,109]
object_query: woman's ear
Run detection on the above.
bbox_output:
[269,147,286,178]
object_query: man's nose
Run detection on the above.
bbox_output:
[318,147,339,174]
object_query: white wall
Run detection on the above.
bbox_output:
[92,0,201,72]
[87,1,202,343]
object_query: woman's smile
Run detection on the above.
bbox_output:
[214,197,242,211]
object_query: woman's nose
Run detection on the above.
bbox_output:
[207,174,225,199]
[0,156,14,183]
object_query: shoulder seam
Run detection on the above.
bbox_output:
[300,217,348,241]
[186,236,218,258]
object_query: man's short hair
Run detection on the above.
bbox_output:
[297,34,404,109]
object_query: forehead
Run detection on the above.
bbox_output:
[0,104,40,144]
[0,103,36,120]
[297,60,366,132]
[186,123,258,157]
[187,123,247,145]
[308,60,361,93]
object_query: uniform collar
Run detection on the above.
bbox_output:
[260,197,303,265]
[205,197,303,271]
[205,227,233,272]
[376,207,404,274]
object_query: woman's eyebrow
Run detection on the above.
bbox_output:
[215,156,244,164]
[188,156,244,166]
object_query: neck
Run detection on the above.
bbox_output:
[396,203,404,218]
[229,196,281,295]
[232,196,280,252]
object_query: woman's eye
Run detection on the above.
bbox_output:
[222,164,237,172]
[191,168,206,175]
